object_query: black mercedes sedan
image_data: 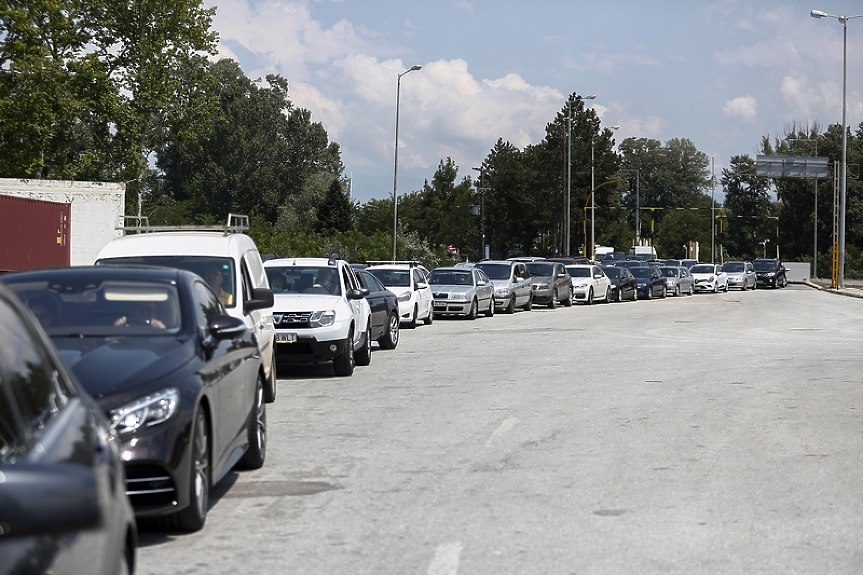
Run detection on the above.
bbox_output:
[1,266,268,532]
[0,282,137,575]
[355,269,399,349]
[599,265,638,302]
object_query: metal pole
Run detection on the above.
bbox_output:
[566,103,572,256]
[590,140,595,260]
[839,18,847,287]
[392,66,421,262]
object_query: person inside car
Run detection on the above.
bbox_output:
[205,264,233,306]
[114,300,167,329]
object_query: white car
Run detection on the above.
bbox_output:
[264,256,372,377]
[95,217,278,402]
[566,264,612,304]
[366,263,434,328]
[690,263,729,293]
[723,260,757,290]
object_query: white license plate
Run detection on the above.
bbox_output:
[433,301,446,309]
[276,333,297,343]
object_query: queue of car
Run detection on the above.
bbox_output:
[0,223,789,575]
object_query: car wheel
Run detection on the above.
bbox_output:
[563,289,573,307]
[616,288,623,302]
[523,295,533,311]
[407,304,418,329]
[660,286,667,298]
[163,408,210,532]
[549,290,558,308]
[506,296,516,314]
[379,310,400,349]
[688,284,694,295]
[674,285,680,297]
[467,298,478,320]
[355,323,372,367]
[333,330,355,376]
[713,283,718,293]
[780,277,787,288]
[585,288,593,305]
[423,306,434,325]
[645,288,652,300]
[485,297,495,317]
[264,351,277,404]
[237,373,267,470]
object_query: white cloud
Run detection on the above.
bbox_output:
[724,96,758,123]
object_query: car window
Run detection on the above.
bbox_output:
[0,302,72,463]
[193,280,223,333]
[368,269,410,287]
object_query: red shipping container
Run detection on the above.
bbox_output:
[0,194,70,272]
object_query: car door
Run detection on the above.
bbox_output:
[474,269,493,307]
[358,271,386,338]
[594,266,611,299]
[513,263,529,304]
[414,268,433,317]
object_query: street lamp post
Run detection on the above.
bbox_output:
[566,95,595,256]
[392,65,422,262]
[810,10,862,288]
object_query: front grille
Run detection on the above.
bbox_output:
[274,312,312,328]
[125,463,176,508]
[433,292,450,299]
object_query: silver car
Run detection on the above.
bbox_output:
[723,261,757,290]
[427,267,495,319]
[475,260,533,313]
[659,265,695,296]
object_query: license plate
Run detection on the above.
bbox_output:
[276,332,297,343]
[433,301,446,309]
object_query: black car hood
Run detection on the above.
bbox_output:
[53,335,194,403]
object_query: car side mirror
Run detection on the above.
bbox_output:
[347,288,369,300]
[208,314,248,340]
[245,287,274,313]
[416,282,428,290]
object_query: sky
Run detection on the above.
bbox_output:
[204,0,863,204]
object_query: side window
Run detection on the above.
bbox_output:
[0,300,72,462]
[341,266,355,291]
[193,280,223,333]
[240,259,254,305]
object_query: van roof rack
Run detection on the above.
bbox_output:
[365,260,421,267]
[118,213,249,235]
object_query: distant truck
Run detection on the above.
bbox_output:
[629,245,658,261]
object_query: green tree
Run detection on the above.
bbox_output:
[721,154,773,259]
[316,178,354,234]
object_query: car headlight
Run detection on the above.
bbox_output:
[309,310,336,327]
[536,282,550,290]
[110,387,179,436]
[574,282,589,289]
[766,272,775,277]
[397,292,412,302]
[708,275,715,282]
[450,293,468,301]
[495,287,511,297]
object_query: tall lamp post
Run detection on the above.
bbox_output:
[566,95,595,256]
[392,65,422,262]
[810,10,862,288]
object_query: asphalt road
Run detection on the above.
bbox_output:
[137,285,863,574]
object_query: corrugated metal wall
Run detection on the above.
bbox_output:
[0,194,70,272]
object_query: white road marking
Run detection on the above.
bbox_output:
[485,417,519,447]
[427,541,463,575]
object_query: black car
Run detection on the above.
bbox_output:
[599,265,637,301]
[2,266,268,532]
[630,265,667,299]
[355,269,399,349]
[753,258,787,288]
[0,282,137,575]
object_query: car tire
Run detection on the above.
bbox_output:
[467,298,478,320]
[523,296,533,311]
[355,324,372,367]
[485,297,495,317]
[423,306,434,325]
[563,290,573,307]
[674,285,680,297]
[333,330,355,376]
[713,283,718,293]
[505,296,516,314]
[162,408,210,532]
[379,311,400,349]
[585,288,593,305]
[237,373,267,470]
[549,290,558,309]
[407,304,418,329]
[688,284,694,296]
[616,289,623,302]
[603,286,611,303]
[264,351,277,404]
[660,286,667,298]
[645,288,652,300]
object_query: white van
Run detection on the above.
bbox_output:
[95,216,278,402]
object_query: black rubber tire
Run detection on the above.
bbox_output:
[484,297,495,317]
[162,408,210,532]
[423,306,434,325]
[378,311,400,349]
[604,287,611,303]
[355,324,372,367]
[406,305,418,329]
[264,351,276,404]
[523,296,533,311]
[563,290,573,307]
[506,296,516,314]
[333,330,355,376]
[467,299,478,320]
[237,373,267,470]
[549,290,558,309]
[616,289,623,302]
[586,288,594,305]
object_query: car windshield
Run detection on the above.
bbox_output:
[97,255,237,309]
[753,260,778,272]
[723,262,745,273]
[602,268,620,279]
[566,267,590,278]
[526,262,555,277]
[428,270,472,286]
[690,264,715,274]
[6,278,182,335]
[367,268,411,288]
[631,268,653,279]
[266,266,341,295]
[475,264,511,280]
[660,268,679,277]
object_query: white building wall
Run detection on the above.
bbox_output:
[0,179,125,266]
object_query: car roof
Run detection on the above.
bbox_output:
[97,231,258,259]
[264,257,337,267]
[3,265,190,283]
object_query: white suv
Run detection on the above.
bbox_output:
[365,262,433,328]
[95,216,278,402]
[264,255,372,376]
